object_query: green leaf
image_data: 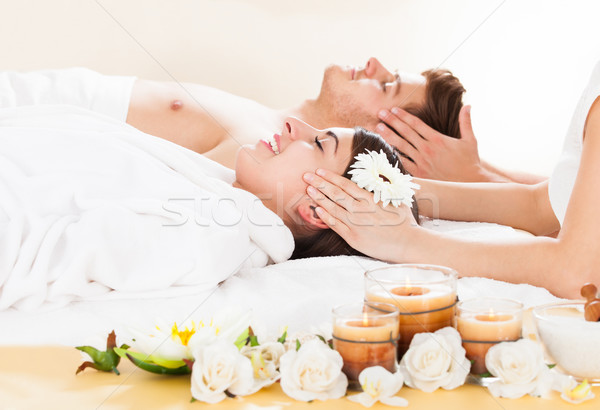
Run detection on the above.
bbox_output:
[479,372,492,378]
[249,335,259,347]
[315,334,335,350]
[234,327,250,350]
[114,348,187,370]
[190,397,197,403]
[75,330,122,375]
[547,364,556,369]
[152,356,188,369]
[113,347,130,359]
[277,327,288,344]
[125,353,191,375]
[295,339,301,351]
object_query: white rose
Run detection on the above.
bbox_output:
[399,327,470,393]
[485,339,553,399]
[241,341,285,392]
[191,340,254,404]
[279,339,348,401]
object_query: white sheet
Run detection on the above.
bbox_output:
[0,219,564,346]
[0,105,293,311]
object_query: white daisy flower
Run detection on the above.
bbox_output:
[348,149,419,208]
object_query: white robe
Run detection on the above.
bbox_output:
[0,105,294,310]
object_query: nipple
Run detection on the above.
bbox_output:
[170,100,183,110]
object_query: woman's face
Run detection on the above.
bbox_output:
[235,118,354,223]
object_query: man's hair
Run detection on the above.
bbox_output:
[405,69,466,139]
[291,127,418,259]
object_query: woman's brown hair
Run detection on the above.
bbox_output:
[291,127,418,259]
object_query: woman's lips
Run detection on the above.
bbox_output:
[260,133,281,155]
[260,139,273,153]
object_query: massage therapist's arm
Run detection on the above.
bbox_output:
[414,178,559,236]
[304,97,600,299]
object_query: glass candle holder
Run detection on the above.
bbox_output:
[364,264,458,359]
[455,298,523,375]
[332,301,399,390]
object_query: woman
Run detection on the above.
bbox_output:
[0,104,411,309]
[234,117,418,259]
[303,62,600,299]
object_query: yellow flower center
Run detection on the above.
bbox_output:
[362,377,382,399]
[564,379,591,401]
[251,351,270,379]
[171,322,197,346]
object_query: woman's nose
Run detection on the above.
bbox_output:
[284,117,318,142]
[365,57,394,81]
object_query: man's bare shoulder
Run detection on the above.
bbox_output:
[126,79,230,153]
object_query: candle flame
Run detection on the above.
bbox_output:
[488,308,495,320]
[362,312,369,327]
[405,276,411,291]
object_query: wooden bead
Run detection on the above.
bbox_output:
[581,283,600,322]
[581,283,598,302]
[584,300,600,322]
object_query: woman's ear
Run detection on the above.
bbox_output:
[297,201,329,230]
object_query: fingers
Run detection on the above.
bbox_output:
[386,107,445,142]
[377,109,427,151]
[303,169,365,203]
[458,105,476,142]
[376,122,420,161]
[398,155,418,177]
[313,206,351,239]
[306,186,348,226]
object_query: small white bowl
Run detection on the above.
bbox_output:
[533,302,600,381]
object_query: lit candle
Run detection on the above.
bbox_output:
[364,264,457,358]
[332,302,399,390]
[455,299,523,374]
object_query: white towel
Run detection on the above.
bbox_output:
[0,105,294,311]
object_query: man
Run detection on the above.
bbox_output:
[126,57,426,169]
[0,58,542,183]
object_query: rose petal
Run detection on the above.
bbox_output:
[487,380,539,399]
[348,392,377,408]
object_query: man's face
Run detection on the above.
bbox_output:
[318,57,427,129]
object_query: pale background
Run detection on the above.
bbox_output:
[1,0,599,176]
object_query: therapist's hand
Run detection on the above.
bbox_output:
[376,105,487,182]
[302,169,419,262]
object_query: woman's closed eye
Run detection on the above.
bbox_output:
[314,136,324,152]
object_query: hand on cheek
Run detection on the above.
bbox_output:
[302,169,418,261]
